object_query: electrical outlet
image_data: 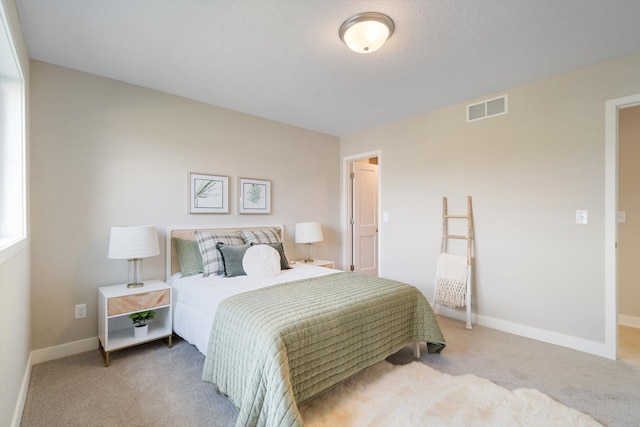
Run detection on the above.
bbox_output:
[75,304,86,319]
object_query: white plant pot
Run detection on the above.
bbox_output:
[134,324,148,339]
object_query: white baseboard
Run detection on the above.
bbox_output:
[30,336,99,365]
[434,305,478,325]
[619,314,640,329]
[435,306,611,359]
[11,353,32,427]
[476,314,611,359]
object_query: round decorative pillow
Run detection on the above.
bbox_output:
[242,244,281,277]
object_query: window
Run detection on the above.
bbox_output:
[0,5,26,261]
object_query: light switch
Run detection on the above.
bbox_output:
[576,210,588,225]
[383,212,389,222]
[617,211,626,223]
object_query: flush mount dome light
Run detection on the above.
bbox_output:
[339,12,395,54]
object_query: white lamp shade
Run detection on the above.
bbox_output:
[108,225,160,259]
[295,222,324,244]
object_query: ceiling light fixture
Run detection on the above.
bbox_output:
[339,12,395,54]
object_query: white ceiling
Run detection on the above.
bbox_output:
[15,0,640,137]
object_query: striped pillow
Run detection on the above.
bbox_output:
[194,231,244,277]
[238,228,281,244]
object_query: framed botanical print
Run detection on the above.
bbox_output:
[189,173,229,214]
[239,178,271,214]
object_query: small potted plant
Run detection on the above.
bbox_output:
[129,310,156,338]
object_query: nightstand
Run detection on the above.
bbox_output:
[294,259,335,269]
[98,280,172,366]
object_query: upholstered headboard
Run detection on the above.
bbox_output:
[165,225,284,279]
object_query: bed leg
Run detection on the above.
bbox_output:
[413,341,421,358]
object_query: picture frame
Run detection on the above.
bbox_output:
[189,173,229,214]
[239,178,271,214]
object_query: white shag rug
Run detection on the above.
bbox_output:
[299,361,602,427]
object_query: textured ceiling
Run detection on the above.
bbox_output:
[15,0,640,137]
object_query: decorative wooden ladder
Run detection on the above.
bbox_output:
[438,196,474,329]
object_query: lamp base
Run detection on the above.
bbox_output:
[127,258,144,288]
[303,243,315,264]
[127,282,144,288]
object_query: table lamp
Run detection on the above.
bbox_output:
[295,222,324,263]
[108,225,160,288]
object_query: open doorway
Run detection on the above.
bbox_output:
[617,104,640,366]
[344,152,381,276]
[604,93,640,361]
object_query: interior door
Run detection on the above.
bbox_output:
[351,161,378,276]
[617,104,640,364]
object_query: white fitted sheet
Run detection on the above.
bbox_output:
[168,262,336,354]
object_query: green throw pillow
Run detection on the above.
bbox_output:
[173,238,204,277]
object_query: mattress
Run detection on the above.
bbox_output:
[167,262,336,354]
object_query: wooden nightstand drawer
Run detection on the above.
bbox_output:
[108,289,170,316]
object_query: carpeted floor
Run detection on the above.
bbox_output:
[21,316,640,426]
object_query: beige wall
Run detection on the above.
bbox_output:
[618,105,640,320]
[29,61,340,350]
[0,250,30,426]
[341,52,640,343]
[0,0,30,425]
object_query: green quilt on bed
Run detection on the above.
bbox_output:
[202,272,445,427]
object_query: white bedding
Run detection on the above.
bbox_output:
[168,262,336,354]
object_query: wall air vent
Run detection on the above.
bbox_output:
[467,94,508,122]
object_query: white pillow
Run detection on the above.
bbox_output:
[242,244,281,277]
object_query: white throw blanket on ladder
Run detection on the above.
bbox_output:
[434,253,468,309]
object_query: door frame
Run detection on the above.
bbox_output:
[342,150,382,275]
[604,93,640,360]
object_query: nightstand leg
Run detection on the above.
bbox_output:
[99,342,110,367]
[167,334,173,348]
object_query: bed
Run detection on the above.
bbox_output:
[166,226,445,427]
